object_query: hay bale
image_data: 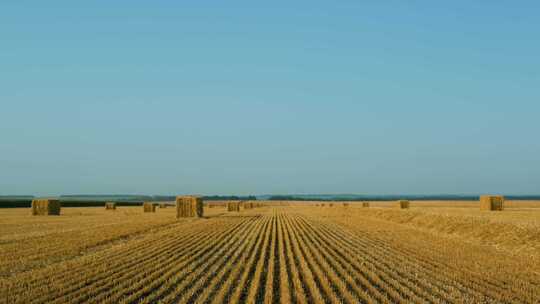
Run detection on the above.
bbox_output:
[362,202,370,208]
[343,203,349,207]
[105,202,116,210]
[159,203,167,209]
[244,201,254,210]
[480,195,504,211]
[227,201,241,212]
[143,202,156,213]
[329,203,334,207]
[206,201,226,208]
[321,203,325,207]
[31,199,61,216]
[176,196,204,218]
[397,200,410,209]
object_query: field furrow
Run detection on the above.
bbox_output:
[207,216,270,304]
[325,215,537,303]
[282,213,360,304]
[104,217,258,304]
[313,216,482,303]
[82,219,246,303]
[197,216,271,304]
[159,215,269,304]
[7,218,216,288]
[302,216,442,303]
[262,212,278,304]
[286,214,383,304]
[226,215,273,304]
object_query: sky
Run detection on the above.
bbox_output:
[1,1,539,196]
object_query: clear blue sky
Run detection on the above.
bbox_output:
[1,1,539,196]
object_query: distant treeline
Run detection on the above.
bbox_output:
[266,195,367,201]
[60,195,258,201]
[0,199,142,209]
[3,194,539,208]
[0,195,162,208]
[267,195,540,201]
[0,194,257,208]
[203,195,257,201]
[61,195,155,202]
[268,196,318,201]
[267,195,383,201]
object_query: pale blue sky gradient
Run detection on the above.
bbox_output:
[1,1,539,196]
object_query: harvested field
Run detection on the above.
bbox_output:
[1,202,539,303]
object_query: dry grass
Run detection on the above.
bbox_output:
[1,201,539,303]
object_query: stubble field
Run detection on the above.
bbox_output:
[1,201,539,303]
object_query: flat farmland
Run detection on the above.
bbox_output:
[1,202,539,303]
